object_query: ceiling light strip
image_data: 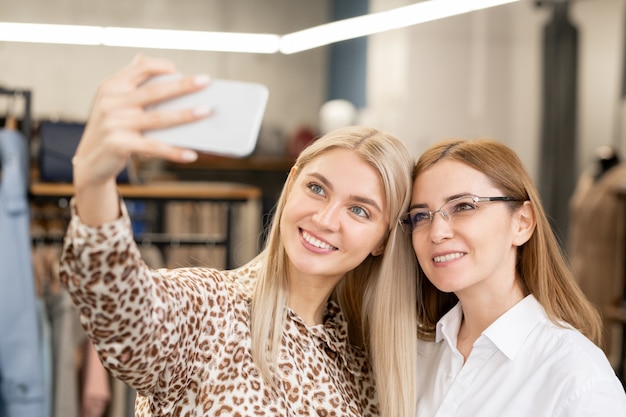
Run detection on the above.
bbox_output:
[103,27,280,53]
[279,0,522,54]
[0,22,280,54]
[0,22,102,45]
[0,0,521,55]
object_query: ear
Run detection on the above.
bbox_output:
[285,166,298,192]
[370,233,389,256]
[512,201,535,246]
[371,242,386,257]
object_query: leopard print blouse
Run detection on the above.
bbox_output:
[59,200,379,417]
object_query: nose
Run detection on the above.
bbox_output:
[312,202,341,231]
[428,209,453,243]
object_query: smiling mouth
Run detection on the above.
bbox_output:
[433,252,464,263]
[301,230,338,250]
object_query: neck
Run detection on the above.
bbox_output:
[288,292,329,326]
[456,283,526,360]
[287,271,341,326]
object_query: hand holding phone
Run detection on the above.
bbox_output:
[143,74,269,157]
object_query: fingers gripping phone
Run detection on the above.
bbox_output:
[143,74,269,157]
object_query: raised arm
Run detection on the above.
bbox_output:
[72,55,210,225]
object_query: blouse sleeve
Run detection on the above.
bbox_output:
[556,377,626,417]
[59,198,240,396]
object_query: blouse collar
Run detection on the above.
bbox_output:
[286,300,369,377]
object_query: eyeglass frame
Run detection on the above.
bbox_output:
[398,195,523,233]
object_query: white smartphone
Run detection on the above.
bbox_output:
[143,74,269,157]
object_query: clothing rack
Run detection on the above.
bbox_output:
[0,86,33,139]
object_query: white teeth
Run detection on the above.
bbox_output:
[433,253,463,263]
[302,230,336,250]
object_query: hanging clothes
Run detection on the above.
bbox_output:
[80,340,110,417]
[0,126,45,417]
[569,162,626,379]
[538,1,579,246]
[32,243,81,417]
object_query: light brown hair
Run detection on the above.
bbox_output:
[414,138,603,346]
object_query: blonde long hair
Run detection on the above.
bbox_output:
[250,126,418,417]
[414,138,603,346]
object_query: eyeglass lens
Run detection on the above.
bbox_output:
[407,196,478,232]
[402,195,520,233]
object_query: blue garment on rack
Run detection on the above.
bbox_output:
[0,128,45,417]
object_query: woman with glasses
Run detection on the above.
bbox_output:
[403,138,626,416]
[58,56,419,417]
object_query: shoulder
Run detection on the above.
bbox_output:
[227,258,262,289]
[529,320,623,393]
[543,326,626,415]
[534,321,607,365]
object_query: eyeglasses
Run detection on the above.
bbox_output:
[399,195,522,233]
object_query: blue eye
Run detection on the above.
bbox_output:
[308,182,325,196]
[410,211,431,226]
[350,206,369,218]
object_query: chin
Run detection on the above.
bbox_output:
[430,280,463,294]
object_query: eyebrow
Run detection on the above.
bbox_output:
[352,195,383,213]
[310,172,383,213]
[409,193,472,211]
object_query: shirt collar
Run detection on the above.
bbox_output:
[435,295,547,360]
[435,302,463,348]
[483,295,546,359]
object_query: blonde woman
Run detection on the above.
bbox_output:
[59,56,417,416]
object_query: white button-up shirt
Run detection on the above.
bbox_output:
[416,295,626,417]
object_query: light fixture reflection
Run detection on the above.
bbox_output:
[0,22,102,45]
[103,27,280,53]
[279,0,521,54]
[0,22,280,54]
[0,0,521,54]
